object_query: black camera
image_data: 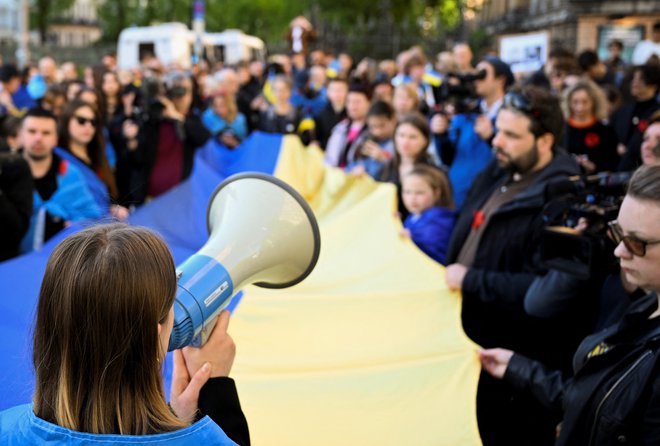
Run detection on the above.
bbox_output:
[141,76,165,115]
[432,69,487,115]
[540,172,632,280]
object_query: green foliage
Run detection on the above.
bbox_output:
[40,0,487,58]
[205,0,308,42]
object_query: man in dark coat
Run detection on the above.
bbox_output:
[444,85,581,446]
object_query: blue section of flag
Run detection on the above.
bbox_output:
[0,132,283,409]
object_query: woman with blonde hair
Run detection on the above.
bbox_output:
[0,224,249,445]
[562,78,619,173]
[392,83,421,120]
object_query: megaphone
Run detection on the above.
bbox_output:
[168,172,321,351]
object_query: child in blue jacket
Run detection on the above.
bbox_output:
[401,164,455,265]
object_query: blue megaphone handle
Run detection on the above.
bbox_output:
[169,254,234,350]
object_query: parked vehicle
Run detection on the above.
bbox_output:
[117,23,266,70]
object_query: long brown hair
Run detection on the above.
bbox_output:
[58,99,118,199]
[390,112,434,176]
[33,224,186,434]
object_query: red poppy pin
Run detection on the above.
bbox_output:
[638,119,649,134]
[584,132,600,148]
[58,159,68,176]
[472,209,485,230]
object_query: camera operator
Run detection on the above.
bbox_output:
[128,71,211,205]
[444,85,581,446]
[480,164,660,445]
[527,110,660,342]
[430,56,515,210]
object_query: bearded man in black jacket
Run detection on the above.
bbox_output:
[445,85,581,446]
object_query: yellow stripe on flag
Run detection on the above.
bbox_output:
[229,136,482,445]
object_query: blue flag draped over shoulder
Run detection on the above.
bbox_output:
[0,132,482,445]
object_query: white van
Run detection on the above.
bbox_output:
[117,23,266,70]
[204,29,266,65]
[117,23,194,70]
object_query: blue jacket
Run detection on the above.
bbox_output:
[446,113,494,210]
[55,148,111,213]
[202,109,248,140]
[404,206,455,265]
[20,156,103,253]
[0,404,237,445]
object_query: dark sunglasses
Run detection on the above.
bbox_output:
[502,91,541,118]
[608,220,660,257]
[74,115,97,127]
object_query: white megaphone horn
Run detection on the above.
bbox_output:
[168,172,321,351]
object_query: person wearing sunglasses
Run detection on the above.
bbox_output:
[480,164,660,445]
[444,85,582,446]
[56,99,122,216]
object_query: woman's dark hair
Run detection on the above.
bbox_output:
[58,99,118,199]
[386,112,434,182]
[74,86,107,124]
[33,224,186,434]
[367,100,395,120]
[633,64,660,92]
[99,69,122,122]
[0,114,22,139]
[396,112,431,144]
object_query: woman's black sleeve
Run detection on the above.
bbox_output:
[196,377,251,446]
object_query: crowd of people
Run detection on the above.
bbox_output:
[1,20,660,445]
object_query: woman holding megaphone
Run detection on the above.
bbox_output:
[0,224,249,445]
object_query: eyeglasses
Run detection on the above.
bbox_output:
[74,115,97,127]
[608,220,660,257]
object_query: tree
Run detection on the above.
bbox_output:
[94,0,484,58]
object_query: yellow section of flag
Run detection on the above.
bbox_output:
[229,136,482,445]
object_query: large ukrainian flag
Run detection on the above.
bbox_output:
[0,133,481,445]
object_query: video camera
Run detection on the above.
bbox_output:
[141,72,191,117]
[141,76,166,116]
[540,171,632,280]
[432,69,486,115]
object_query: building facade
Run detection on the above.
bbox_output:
[475,0,660,59]
[47,0,102,47]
